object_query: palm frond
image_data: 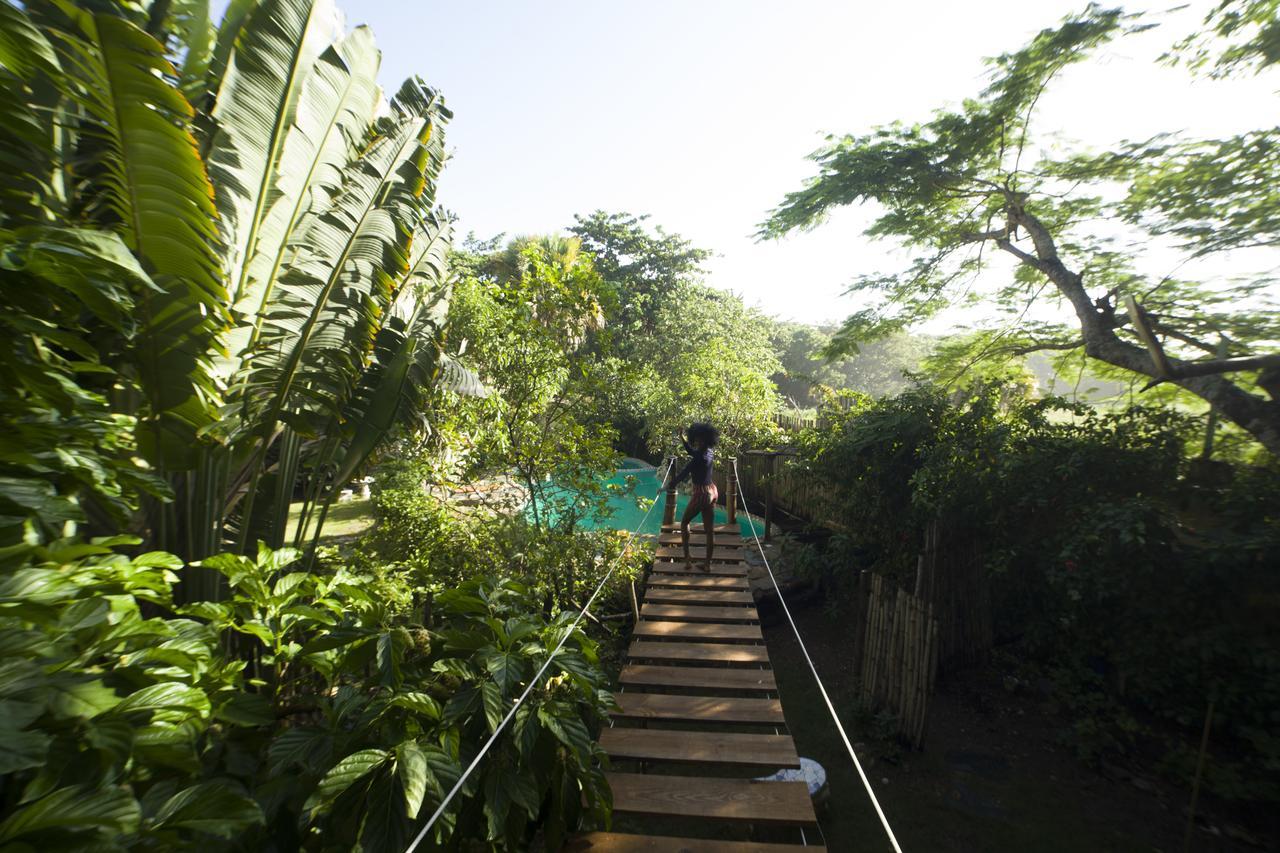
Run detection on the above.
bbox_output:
[224,25,381,376]
[205,0,343,315]
[243,78,449,440]
[54,10,226,461]
[0,1,62,225]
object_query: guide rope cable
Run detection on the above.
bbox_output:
[732,456,905,853]
[404,457,674,853]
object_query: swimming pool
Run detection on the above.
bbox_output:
[528,458,762,536]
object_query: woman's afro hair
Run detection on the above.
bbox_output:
[687,422,720,448]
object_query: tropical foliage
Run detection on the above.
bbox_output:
[762,3,1280,454]
[771,324,928,407]
[793,383,1280,801]
[0,539,611,850]
[0,0,475,574]
[448,235,625,533]
[0,0,618,849]
[571,211,783,457]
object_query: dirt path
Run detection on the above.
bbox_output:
[762,602,1268,853]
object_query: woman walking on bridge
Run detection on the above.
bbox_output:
[667,422,720,571]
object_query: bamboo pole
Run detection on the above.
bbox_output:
[853,569,870,681]
[726,456,737,523]
[764,453,776,541]
[662,482,676,527]
[1182,698,1216,853]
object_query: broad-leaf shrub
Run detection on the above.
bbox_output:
[796,383,1280,801]
[0,542,612,850]
[366,465,648,610]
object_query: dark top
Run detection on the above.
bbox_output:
[671,439,714,487]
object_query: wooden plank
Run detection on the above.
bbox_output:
[646,575,749,590]
[620,664,776,693]
[650,563,747,577]
[632,620,762,642]
[655,546,746,562]
[663,523,742,534]
[640,604,758,623]
[657,532,743,546]
[604,772,817,825]
[644,588,753,606]
[628,640,769,666]
[611,692,784,725]
[565,832,821,852]
[601,728,798,770]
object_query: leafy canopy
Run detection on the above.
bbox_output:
[762,3,1280,455]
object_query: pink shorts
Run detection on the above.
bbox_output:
[689,482,719,512]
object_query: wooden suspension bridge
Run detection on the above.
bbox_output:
[566,477,825,852]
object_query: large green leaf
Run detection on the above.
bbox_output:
[240,78,449,496]
[169,0,216,102]
[303,748,388,813]
[0,2,62,225]
[206,0,342,316]
[0,1,60,80]
[326,212,466,489]
[0,785,141,842]
[53,11,226,458]
[112,682,210,717]
[227,26,382,375]
[151,782,264,837]
[0,726,51,775]
[395,740,429,819]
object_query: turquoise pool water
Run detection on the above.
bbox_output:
[530,461,761,536]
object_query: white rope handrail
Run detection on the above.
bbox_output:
[404,457,674,853]
[731,457,905,853]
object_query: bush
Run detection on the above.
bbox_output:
[796,382,1280,801]
[365,467,649,612]
[0,540,612,851]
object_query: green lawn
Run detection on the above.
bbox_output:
[285,498,376,545]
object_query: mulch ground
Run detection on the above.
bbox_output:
[762,601,1273,853]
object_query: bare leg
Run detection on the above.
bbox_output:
[702,504,714,571]
[679,499,699,566]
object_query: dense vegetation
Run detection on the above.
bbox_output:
[792,384,1280,805]
[1,0,1277,848]
[762,3,1280,455]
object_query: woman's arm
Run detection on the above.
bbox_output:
[668,458,694,487]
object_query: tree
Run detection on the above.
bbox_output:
[0,0,478,574]
[447,237,620,535]
[570,210,711,336]
[772,323,928,406]
[761,4,1280,454]
[571,211,782,455]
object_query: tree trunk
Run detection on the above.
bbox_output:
[1000,203,1280,455]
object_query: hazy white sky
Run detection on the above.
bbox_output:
[349,1,1275,329]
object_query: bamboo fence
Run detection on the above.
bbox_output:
[858,573,939,749]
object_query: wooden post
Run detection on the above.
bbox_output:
[725,456,737,524]
[764,453,776,541]
[852,569,870,680]
[661,456,676,527]
[1182,698,1216,853]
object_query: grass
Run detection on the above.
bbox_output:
[285,498,376,545]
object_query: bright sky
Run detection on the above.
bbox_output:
[351,1,1275,328]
